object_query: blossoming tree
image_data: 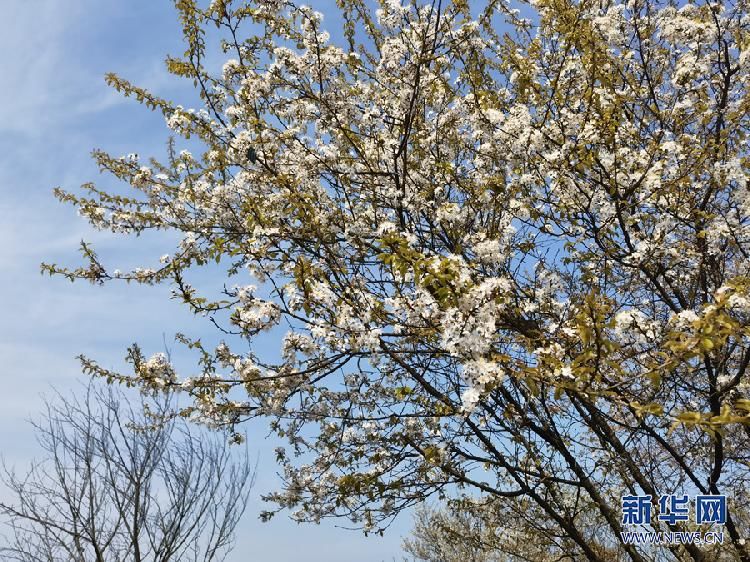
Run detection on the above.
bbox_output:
[44,0,750,559]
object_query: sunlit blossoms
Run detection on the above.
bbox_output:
[46,0,750,557]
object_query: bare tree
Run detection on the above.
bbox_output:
[0,382,254,562]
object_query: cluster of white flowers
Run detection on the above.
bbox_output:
[281,332,317,362]
[221,58,241,80]
[234,285,281,332]
[613,309,659,343]
[376,0,410,28]
[591,4,626,45]
[166,107,192,132]
[441,301,496,357]
[131,166,152,188]
[460,357,505,412]
[140,353,176,389]
[669,310,700,331]
[472,237,503,265]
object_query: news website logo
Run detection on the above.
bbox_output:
[620,494,727,546]
[622,494,726,525]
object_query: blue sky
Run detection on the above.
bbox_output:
[0,1,410,559]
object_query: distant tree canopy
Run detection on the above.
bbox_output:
[403,500,625,562]
[45,0,750,559]
[403,502,516,562]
